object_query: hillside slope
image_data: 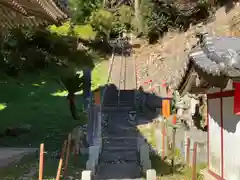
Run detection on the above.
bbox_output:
[134,4,240,94]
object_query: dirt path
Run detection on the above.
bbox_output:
[0,148,37,168]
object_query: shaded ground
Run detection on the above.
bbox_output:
[0,73,85,149]
[0,151,87,180]
[137,122,206,180]
[0,61,108,178]
[0,61,108,149]
[0,148,37,168]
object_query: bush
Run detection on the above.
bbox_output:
[143,0,214,42]
[73,24,97,40]
[89,9,114,39]
[0,27,94,77]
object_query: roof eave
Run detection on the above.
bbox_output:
[0,0,68,29]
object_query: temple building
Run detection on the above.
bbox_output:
[0,0,68,28]
[168,32,240,180]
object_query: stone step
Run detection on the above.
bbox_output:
[103,137,137,148]
[102,107,135,111]
[104,123,136,130]
[103,130,138,138]
[103,137,137,140]
[100,150,138,162]
[96,162,142,179]
[103,146,138,152]
[99,178,144,180]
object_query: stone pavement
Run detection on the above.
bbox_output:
[0,148,37,168]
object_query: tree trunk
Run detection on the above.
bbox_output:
[67,93,78,120]
[134,0,143,34]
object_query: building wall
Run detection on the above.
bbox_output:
[208,81,240,179]
[222,96,240,180]
[208,98,222,176]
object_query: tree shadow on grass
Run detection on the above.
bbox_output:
[0,74,86,150]
[0,149,88,180]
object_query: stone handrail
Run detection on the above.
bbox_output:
[137,136,151,172]
[137,137,157,179]
[82,105,102,180]
[87,107,102,172]
[81,170,92,180]
[147,169,157,180]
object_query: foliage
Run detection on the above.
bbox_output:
[68,0,103,24]
[89,9,115,39]
[0,27,94,77]
[110,5,134,37]
[48,22,97,41]
[61,72,84,94]
[73,24,97,40]
[141,0,214,43]
[48,21,72,36]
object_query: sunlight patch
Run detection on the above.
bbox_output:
[51,90,67,97]
[32,83,41,87]
[32,82,45,87]
[51,90,83,97]
[0,103,7,110]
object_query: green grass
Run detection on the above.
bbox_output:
[0,153,37,179]
[0,73,84,149]
[0,60,108,179]
[138,123,207,180]
[0,61,108,150]
[91,60,108,91]
[0,152,87,180]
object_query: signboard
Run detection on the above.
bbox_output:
[128,111,136,121]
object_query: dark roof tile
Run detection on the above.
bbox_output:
[168,32,240,92]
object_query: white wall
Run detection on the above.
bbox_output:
[208,98,222,176]
[222,97,240,180]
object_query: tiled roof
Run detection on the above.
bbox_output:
[168,32,240,92]
[196,33,240,77]
[0,0,68,28]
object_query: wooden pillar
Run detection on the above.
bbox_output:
[162,99,171,118]
[94,90,101,105]
[192,142,198,180]
[39,143,44,180]
[186,138,191,165]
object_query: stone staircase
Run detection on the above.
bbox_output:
[95,89,143,180]
[95,111,142,180]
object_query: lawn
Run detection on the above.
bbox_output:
[0,60,108,179]
[0,60,108,150]
[0,151,88,180]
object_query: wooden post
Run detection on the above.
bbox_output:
[63,134,72,178]
[56,140,67,180]
[171,128,176,174]
[134,0,143,34]
[38,143,44,180]
[94,91,100,105]
[186,138,191,166]
[192,142,197,180]
[161,123,165,160]
[162,99,170,118]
